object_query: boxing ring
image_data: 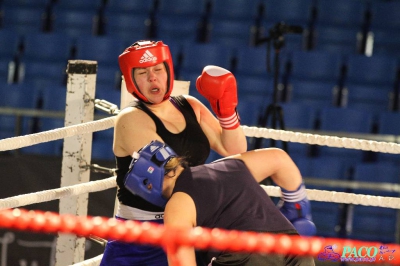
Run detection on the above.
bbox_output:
[0,60,400,265]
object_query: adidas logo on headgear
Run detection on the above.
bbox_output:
[139,50,158,63]
[150,145,158,152]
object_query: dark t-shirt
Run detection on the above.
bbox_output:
[173,159,296,261]
[116,96,210,212]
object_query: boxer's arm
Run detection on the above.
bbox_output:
[164,192,197,266]
[185,96,247,156]
[113,107,163,157]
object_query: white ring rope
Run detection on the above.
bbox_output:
[242,126,400,154]
[0,116,116,152]
[71,254,103,266]
[1,178,400,210]
[0,176,116,211]
[262,186,400,209]
[1,119,399,154]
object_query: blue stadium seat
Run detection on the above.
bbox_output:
[347,162,399,243]
[53,9,96,38]
[210,19,256,48]
[91,137,115,161]
[348,204,398,243]
[75,35,125,66]
[290,50,344,83]
[314,0,367,29]
[319,107,374,133]
[22,32,73,63]
[278,102,318,157]
[180,42,234,75]
[158,0,207,17]
[346,83,391,113]
[22,61,67,86]
[280,102,318,131]
[38,84,67,111]
[345,54,398,87]
[0,59,10,83]
[310,201,342,238]
[105,0,154,15]
[309,157,350,181]
[235,74,274,99]
[289,79,337,108]
[313,25,359,54]
[234,46,269,78]
[0,83,39,109]
[376,112,400,163]
[2,6,44,34]
[317,107,375,162]
[237,95,266,127]
[372,29,400,58]
[370,1,400,32]
[105,13,148,42]
[2,0,48,8]
[352,162,399,195]
[378,112,400,136]
[157,15,200,43]
[0,114,18,139]
[265,0,313,25]
[209,0,263,21]
[96,64,122,89]
[177,73,213,113]
[0,83,40,139]
[0,29,21,60]
[54,0,102,11]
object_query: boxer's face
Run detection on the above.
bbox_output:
[133,63,168,104]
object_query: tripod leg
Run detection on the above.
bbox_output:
[276,106,288,152]
[253,104,273,149]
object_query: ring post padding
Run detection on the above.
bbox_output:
[55,60,97,266]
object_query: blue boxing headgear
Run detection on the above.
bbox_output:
[124,140,177,207]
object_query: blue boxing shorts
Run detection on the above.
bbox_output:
[100,205,168,266]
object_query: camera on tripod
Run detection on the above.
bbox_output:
[253,22,303,151]
[269,22,303,38]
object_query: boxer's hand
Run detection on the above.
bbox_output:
[278,198,317,236]
[196,65,240,129]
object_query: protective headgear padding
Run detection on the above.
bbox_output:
[124,140,177,207]
[118,40,174,103]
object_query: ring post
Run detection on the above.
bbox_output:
[55,60,97,266]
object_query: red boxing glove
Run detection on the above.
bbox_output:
[196,65,240,129]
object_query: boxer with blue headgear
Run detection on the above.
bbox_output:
[122,140,316,265]
[124,140,179,208]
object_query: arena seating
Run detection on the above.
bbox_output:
[348,162,399,243]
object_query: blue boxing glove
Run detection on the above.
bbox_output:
[277,183,317,236]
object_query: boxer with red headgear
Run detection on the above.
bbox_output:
[119,40,174,103]
[102,39,247,265]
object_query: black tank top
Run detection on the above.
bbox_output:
[116,96,210,211]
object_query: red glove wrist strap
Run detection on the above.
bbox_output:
[218,112,240,130]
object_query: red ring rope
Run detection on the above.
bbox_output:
[1,208,399,266]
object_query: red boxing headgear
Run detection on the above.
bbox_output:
[118,40,174,103]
